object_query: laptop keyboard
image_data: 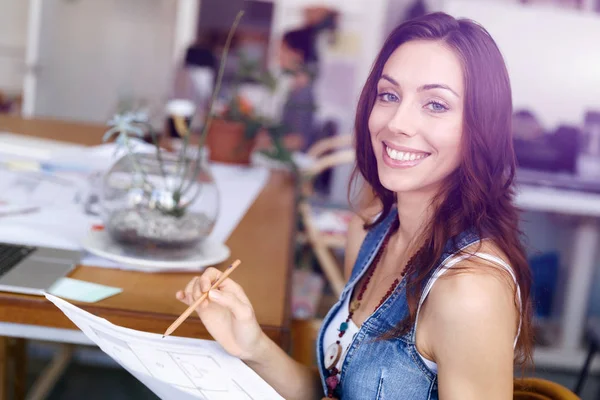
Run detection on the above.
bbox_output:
[0,243,37,277]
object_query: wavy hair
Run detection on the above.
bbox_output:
[350,12,533,366]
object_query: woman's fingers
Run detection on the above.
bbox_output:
[183,276,199,305]
[198,267,252,306]
[176,266,253,311]
[208,290,254,322]
[199,267,221,292]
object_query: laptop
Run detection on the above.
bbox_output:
[0,242,81,295]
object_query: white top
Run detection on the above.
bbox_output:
[322,252,522,374]
[322,289,360,373]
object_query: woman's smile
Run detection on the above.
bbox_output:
[382,141,431,169]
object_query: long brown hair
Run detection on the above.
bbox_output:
[351,12,533,366]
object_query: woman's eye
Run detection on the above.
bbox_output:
[426,101,449,112]
[377,92,399,103]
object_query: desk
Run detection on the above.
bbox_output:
[0,115,297,397]
[516,185,600,369]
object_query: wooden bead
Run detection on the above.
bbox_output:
[324,342,343,369]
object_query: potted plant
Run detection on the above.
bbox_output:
[206,55,282,165]
[206,94,263,165]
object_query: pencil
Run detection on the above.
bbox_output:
[163,259,242,338]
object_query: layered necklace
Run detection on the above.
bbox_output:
[324,220,423,398]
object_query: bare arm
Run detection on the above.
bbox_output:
[246,333,322,399]
[419,261,518,400]
[344,198,381,279]
[344,213,368,279]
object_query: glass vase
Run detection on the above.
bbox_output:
[100,150,219,250]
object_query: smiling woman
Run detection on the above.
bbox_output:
[338,11,532,399]
[175,12,533,400]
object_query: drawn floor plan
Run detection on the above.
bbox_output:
[46,294,283,400]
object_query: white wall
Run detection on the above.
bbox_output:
[33,0,177,124]
[440,0,600,131]
[173,0,201,66]
[0,0,29,95]
[383,0,414,39]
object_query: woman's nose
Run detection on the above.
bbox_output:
[386,102,418,137]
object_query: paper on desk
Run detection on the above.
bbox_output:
[0,141,101,249]
[0,168,83,215]
[48,277,122,303]
[0,205,101,251]
[45,294,284,400]
[0,132,85,161]
[209,163,269,243]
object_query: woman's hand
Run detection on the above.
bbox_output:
[177,269,324,400]
[176,267,267,361]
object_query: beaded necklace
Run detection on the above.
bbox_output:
[324,220,422,398]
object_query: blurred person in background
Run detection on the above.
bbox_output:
[256,8,338,152]
[177,12,532,400]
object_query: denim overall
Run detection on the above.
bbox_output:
[316,208,481,399]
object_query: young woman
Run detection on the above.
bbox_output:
[177,12,532,400]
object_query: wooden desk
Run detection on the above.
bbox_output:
[0,115,297,397]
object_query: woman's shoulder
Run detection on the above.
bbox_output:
[454,240,516,282]
[428,240,518,329]
[421,241,520,393]
[343,202,383,278]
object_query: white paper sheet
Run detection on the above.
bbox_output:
[45,294,283,400]
[0,132,85,160]
[208,163,269,243]
[0,136,105,249]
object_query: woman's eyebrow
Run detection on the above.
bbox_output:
[379,74,460,98]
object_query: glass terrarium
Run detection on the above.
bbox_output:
[100,151,218,250]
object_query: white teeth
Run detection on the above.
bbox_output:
[385,145,427,162]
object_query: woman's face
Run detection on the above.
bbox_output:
[368,40,465,197]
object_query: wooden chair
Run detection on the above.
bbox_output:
[514,378,580,400]
[297,134,354,297]
[291,318,322,367]
[574,317,600,397]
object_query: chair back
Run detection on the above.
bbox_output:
[298,134,355,297]
[514,378,580,400]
